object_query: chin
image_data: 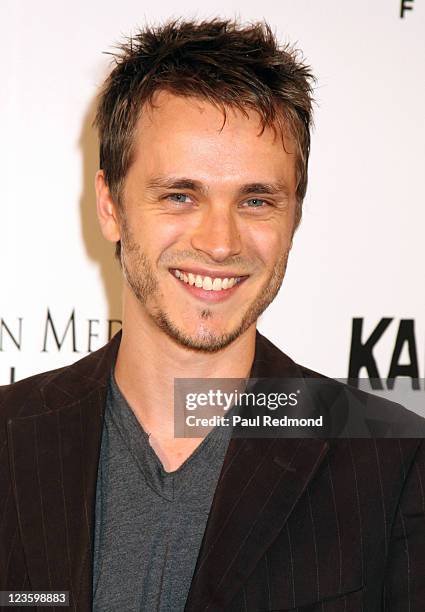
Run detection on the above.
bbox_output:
[182,325,240,351]
[152,309,243,353]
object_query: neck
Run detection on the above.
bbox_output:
[114,289,256,464]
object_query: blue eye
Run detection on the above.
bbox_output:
[168,193,192,203]
[245,198,267,208]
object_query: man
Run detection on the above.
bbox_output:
[1,18,424,612]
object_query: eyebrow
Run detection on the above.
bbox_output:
[238,182,290,198]
[146,176,290,198]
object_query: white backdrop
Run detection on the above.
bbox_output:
[1,0,424,396]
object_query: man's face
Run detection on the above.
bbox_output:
[118,91,298,352]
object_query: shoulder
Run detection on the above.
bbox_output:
[256,331,425,437]
[0,365,69,418]
[0,331,121,422]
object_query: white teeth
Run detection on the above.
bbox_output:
[212,278,222,291]
[174,269,241,292]
[202,276,213,290]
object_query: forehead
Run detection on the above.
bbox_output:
[130,91,297,187]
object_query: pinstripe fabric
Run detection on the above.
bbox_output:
[1,331,425,611]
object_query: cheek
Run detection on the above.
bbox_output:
[138,213,187,253]
[242,221,290,266]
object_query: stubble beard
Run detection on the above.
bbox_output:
[120,222,289,353]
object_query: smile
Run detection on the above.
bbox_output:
[173,269,244,291]
[170,268,249,302]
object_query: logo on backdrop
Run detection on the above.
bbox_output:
[0,309,122,384]
[400,0,414,18]
[348,318,420,389]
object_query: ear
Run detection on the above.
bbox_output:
[95,170,121,243]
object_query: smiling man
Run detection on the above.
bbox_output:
[98,92,295,354]
[1,18,425,612]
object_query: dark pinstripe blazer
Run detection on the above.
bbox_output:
[1,331,425,611]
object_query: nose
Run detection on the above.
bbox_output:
[190,205,242,262]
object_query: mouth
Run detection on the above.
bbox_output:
[169,267,249,302]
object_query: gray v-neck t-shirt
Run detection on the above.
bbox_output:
[92,372,232,611]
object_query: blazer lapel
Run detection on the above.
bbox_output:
[185,332,330,611]
[7,333,121,610]
[185,437,328,611]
